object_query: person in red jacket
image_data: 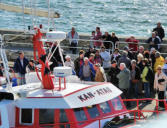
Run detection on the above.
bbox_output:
[126,36,139,52]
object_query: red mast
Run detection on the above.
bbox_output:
[33,28,54,89]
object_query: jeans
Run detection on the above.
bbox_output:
[70,42,77,54]
[143,82,150,98]
[128,80,139,98]
[18,73,26,85]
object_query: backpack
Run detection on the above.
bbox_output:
[145,67,154,83]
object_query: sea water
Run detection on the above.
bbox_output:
[0,0,167,37]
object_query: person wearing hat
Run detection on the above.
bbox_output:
[154,65,167,108]
[100,46,111,71]
[79,57,95,81]
[14,51,29,85]
[74,50,85,77]
[154,52,164,72]
[94,63,107,82]
[64,55,74,69]
[118,50,131,69]
[123,46,134,60]
[108,60,120,87]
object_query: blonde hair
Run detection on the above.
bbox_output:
[137,53,143,59]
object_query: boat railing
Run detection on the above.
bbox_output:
[38,98,167,128]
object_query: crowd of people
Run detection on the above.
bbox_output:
[0,22,166,109]
[65,22,166,108]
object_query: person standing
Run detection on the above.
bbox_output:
[118,50,131,69]
[141,59,151,99]
[100,46,111,71]
[146,32,160,50]
[94,63,107,82]
[102,32,112,50]
[129,60,141,98]
[94,27,102,48]
[79,57,95,81]
[154,52,164,73]
[111,32,119,49]
[67,27,79,54]
[14,51,29,85]
[117,63,130,99]
[64,55,74,69]
[108,60,120,87]
[154,65,167,108]
[26,59,35,73]
[153,22,165,41]
[74,50,85,77]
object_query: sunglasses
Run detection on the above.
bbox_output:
[157,69,162,70]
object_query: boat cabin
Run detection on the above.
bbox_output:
[0,74,128,128]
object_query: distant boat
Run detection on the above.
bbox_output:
[0,3,60,18]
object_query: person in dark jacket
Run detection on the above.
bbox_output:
[146,32,160,50]
[153,22,165,41]
[74,50,85,77]
[14,51,29,85]
[111,32,119,49]
[84,46,95,58]
[108,60,120,87]
[128,60,141,98]
[102,32,112,50]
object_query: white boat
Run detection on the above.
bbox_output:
[0,28,130,128]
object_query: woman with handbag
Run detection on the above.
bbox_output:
[154,65,167,108]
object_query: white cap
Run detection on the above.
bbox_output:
[65,55,71,59]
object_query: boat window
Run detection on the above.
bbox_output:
[99,102,111,114]
[39,109,54,125]
[59,109,70,128]
[86,105,100,118]
[21,109,33,124]
[111,97,123,110]
[74,108,87,123]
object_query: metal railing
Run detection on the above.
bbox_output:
[37,98,167,128]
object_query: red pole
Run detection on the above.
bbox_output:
[98,119,101,128]
[137,100,140,120]
[59,77,61,90]
[64,77,66,89]
[156,99,159,116]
